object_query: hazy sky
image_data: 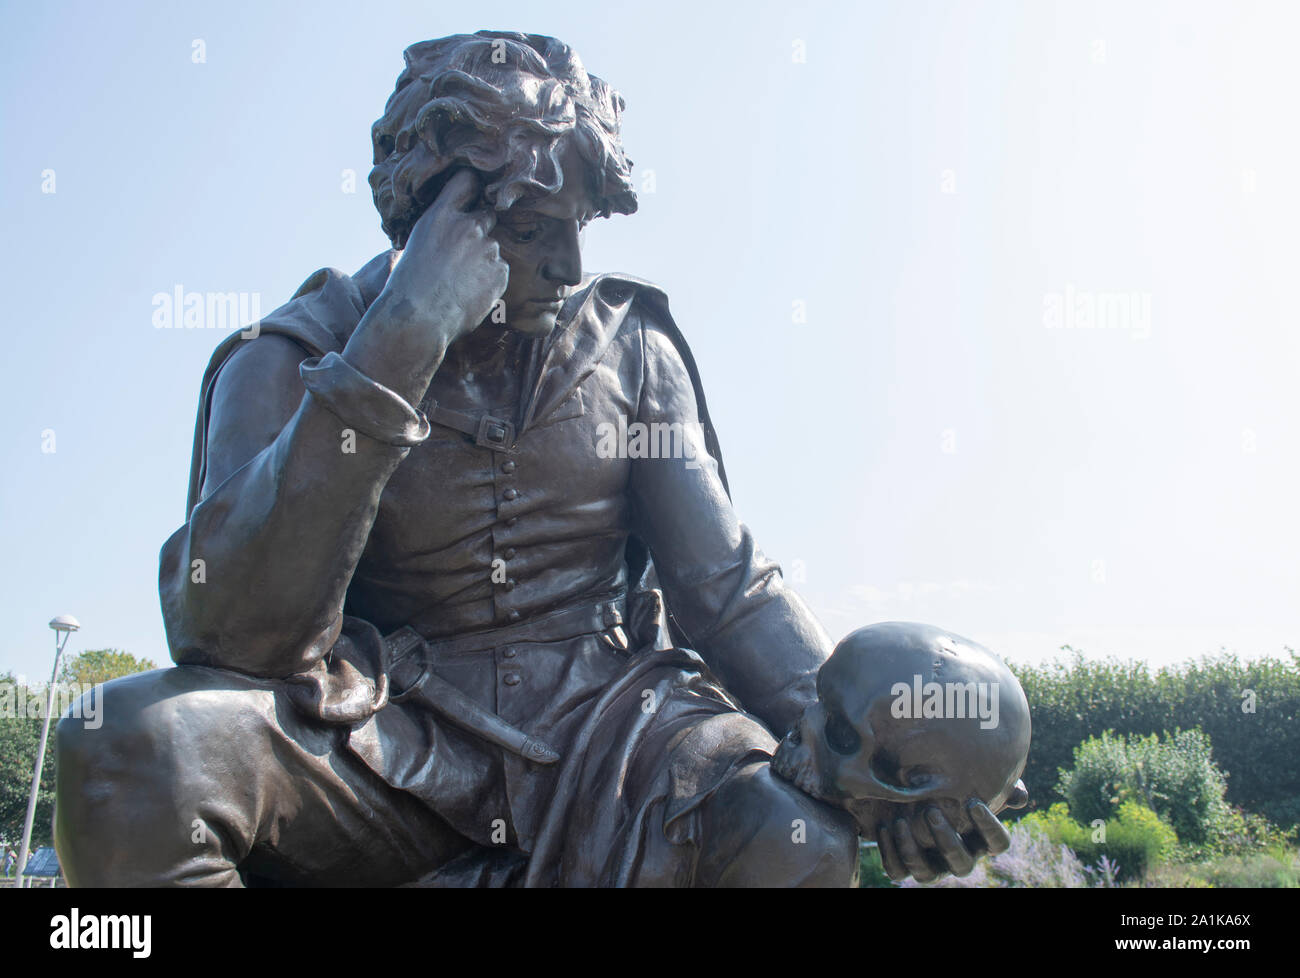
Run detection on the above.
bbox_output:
[2,0,1297,683]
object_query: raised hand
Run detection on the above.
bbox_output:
[382,169,510,343]
[346,169,511,400]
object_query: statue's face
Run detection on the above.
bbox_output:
[488,137,596,336]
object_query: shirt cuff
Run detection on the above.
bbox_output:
[299,351,431,447]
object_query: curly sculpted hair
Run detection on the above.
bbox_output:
[369,31,639,249]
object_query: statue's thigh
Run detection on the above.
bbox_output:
[55,666,467,887]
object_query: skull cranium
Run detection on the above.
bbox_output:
[770,622,1031,839]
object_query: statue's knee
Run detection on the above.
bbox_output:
[57,667,275,790]
[54,670,183,868]
[770,779,859,884]
[55,672,151,780]
[698,762,856,886]
[54,667,285,886]
[56,671,179,824]
[721,765,860,887]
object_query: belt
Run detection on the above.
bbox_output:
[386,592,627,661]
[381,592,628,767]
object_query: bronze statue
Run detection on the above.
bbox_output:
[53,31,1026,887]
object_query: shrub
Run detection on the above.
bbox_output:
[1199,848,1299,887]
[1057,729,1231,846]
[1194,807,1298,860]
[1102,801,1180,874]
[1050,732,1129,827]
[1141,848,1300,888]
[1137,863,1216,887]
[1020,801,1176,881]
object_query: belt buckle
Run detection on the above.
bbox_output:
[475,415,516,452]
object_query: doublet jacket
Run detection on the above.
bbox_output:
[159,251,833,864]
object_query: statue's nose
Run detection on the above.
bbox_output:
[541,225,583,286]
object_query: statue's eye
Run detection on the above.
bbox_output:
[500,219,544,243]
[824,712,860,755]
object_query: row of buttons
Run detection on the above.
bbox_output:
[501,647,519,686]
[496,455,521,624]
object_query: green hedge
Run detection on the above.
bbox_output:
[1010,650,1300,828]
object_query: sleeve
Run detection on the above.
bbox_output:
[627,309,833,736]
[159,335,424,678]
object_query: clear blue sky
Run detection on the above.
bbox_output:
[2,0,1297,683]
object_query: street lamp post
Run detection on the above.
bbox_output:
[15,615,79,888]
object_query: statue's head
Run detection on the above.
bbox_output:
[770,622,1031,841]
[370,32,637,335]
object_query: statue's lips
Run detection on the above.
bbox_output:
[526,296,564,309]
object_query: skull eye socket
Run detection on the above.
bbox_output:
[824,712,861,755]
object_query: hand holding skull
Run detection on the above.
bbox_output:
[769,622,1032,883]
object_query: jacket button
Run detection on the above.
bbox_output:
[506,609,521,622]
[502,548,517,560]
[502,648,517,659]
[506,516,519,527]
[505,579,516,591]
[503,672,521,686]
[501,460,516,473]
[503,488,519,501]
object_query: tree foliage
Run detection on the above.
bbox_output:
[59,648,158,688]
[0,674,52,848]
[1010,648,1300,828]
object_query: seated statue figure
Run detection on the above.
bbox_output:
[53,31,1025,887]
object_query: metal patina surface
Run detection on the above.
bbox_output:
[53,32,1026,887]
